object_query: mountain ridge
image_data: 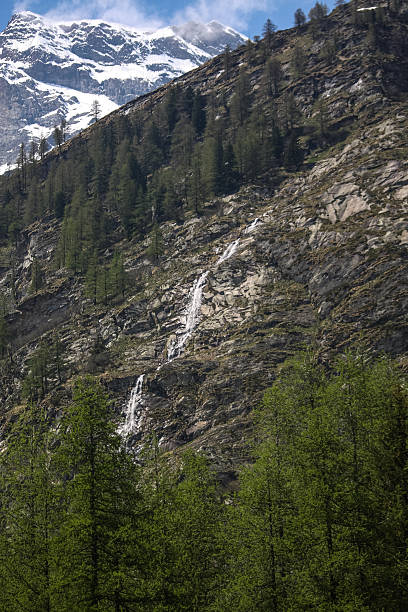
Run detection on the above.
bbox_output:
[0,1,407,468]
[0,11,246,171]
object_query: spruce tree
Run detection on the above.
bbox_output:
[291,44,306,77]
[53,377,142,610]
[294,8,306,26]
[144,449,227,610]
[30,257,44,293]
[0,314,9,358]
[223,44,232,80]
[264,58,283,97]
[191,92,206,135]
[0,405,57,612]
[262,19,277,54]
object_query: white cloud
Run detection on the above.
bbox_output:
[13,0,38,12]
[14,0,267,32]
[43,0,164,30]
[173,0,268,30]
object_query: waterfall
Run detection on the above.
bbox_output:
[120,374,145,437]
[167,237,245,361]
[167,271,209,361]
[121,216,263,438]
[244,217,260,234]
[216,239,240,265]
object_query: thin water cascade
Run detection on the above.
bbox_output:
[121,216,263,438]
[167,271,209,361]
[216,239,240,265]
[120,374,145,437]
[244,217,260,234]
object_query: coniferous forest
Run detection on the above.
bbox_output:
[0,2,408,610]
[0,353,407,610]
[0,1,401,281]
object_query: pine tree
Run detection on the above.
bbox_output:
[202,129,225,196]
[309,1,329,21]
[22,341,51,402]
[146,223,164,263]
[264,58,282,97]
[262,19,277,54]
[60,117,67,142]
[225,352,408,611]
[230,69,251,127]
[24,176,40,225]
[16,142,27,193]
[0,405,57,612]
[291,44,306,77]
[53,126,63,154]
[294,8,306,26]
[283,132,304,169]
[54,190,66,219]
[53,377,143,610]
[170,115,195,171]
[163,87,178,134]
[109,141,145,236]
[313,98,330,143]
[0,313,9,358]
[39,136,49,161]
[30,257,44,293]
[187,147,205,215]
[108,251,127,299]
[144,449,227,610]
[91,99,101,123]
[245,37,256,65]
[191,92,206,135]
[309,1,329,38]
[223,44,232,80]
[142,121,165,173]
[85,250,99,304]
[320,36,338,64]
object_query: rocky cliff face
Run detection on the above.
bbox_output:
[0,11,245,171]
[1,3,408,471]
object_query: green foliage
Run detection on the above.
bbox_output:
[0,405,56,612]
[0,30,314,259]
[312,97,331,144]
[1,353,408,609]
[264,58,282,97]
[146,222,164,262]
[262,19,277,53]
[294,8,306,26]
[320,36,338,64]
[223,44,232,80]
[141,445,227,611]
[29,257,44,293]
[22,336,65,401]
[0,314,9,358]
[283,131,304,168]
[192,92,207,135]
[309,1,329,22]
[291,44,306,77]
[86,251,128,306]
[230,69,251,127]
[53,377,142,610]
[0,14,380,290]
[220,352,408,611]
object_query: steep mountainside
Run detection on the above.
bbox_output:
[0,2,407,471]
[0,11,245,171]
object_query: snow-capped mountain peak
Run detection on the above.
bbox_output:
[0,12,246,170]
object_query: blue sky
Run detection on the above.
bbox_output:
[0,0,334,38]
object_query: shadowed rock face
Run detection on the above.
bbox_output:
[0,12,245,169]
[0,3,407,470]
[4,126,408,468]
